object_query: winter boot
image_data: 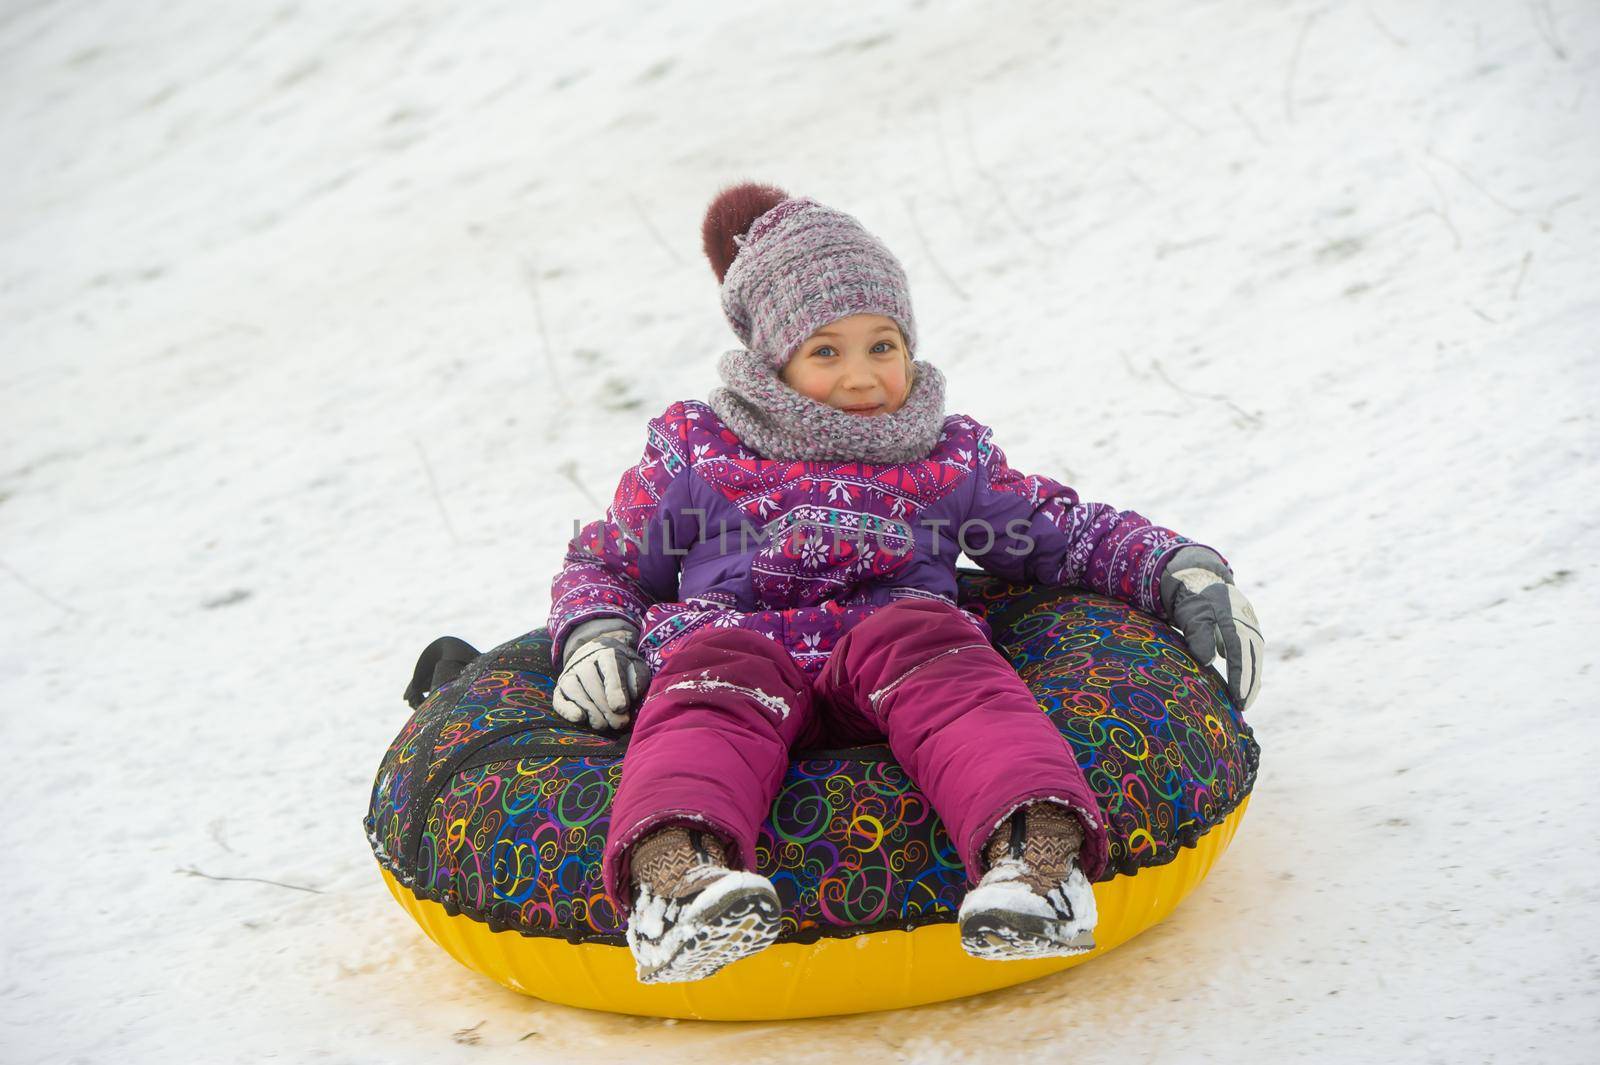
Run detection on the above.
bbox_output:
[624,825,782,984]
[958,801,1098,960]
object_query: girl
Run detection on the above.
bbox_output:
[548,184,1264,984]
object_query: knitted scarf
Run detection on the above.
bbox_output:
[707,349,947,463]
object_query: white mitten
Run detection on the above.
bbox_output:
[552,618,651,732]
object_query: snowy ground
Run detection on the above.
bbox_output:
[2,0,1597,1061]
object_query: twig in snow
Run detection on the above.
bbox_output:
[1364,5,1407,47]
[1425,145,1523,216]
[413,439,463,546]
[0,555,81,615]
[1423,206,1462,251]
[1538,193,1582,236]
[626,194,684,266]
[1139,87,1208,136]
[208,818,237,855]
[1150,358,1263,428]
[958,107,1064,253]
[176,865,324,894]
[932,98,974,233]
[556,458,605,514]
[1284,11,1320,123]
[1078,138,1118,185]
[1122,167,1156,196]
[1416,161,1463,251]
[1530,0,1568,61]
[903,196,970,301]
[1510,251,1533,301]
[520,258,571,405]
[1230,100,1268,147]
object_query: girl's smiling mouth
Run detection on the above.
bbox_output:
[841,403,884,415]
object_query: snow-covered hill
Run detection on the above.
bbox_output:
[2,1,1596,1061]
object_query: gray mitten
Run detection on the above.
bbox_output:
[1159,546,1264,712]
[553,618,652,732]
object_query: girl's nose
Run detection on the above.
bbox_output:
[841,360,877,389]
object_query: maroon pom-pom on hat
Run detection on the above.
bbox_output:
[701,182,790,283]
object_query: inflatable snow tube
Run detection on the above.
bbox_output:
[365,570,1259,1020]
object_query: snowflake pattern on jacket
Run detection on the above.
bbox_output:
[549,401,1219,676]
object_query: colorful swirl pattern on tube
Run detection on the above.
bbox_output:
[366,572,1258,943]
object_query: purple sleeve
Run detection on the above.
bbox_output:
[548,404,694,664]
[961,426,1224,619]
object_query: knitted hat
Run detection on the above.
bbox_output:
[702,183,917,370]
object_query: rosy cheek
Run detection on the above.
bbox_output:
[783,366,816,397]
[796,375,831,402]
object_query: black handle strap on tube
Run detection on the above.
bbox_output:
[403,636,482,709]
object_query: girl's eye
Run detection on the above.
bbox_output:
[872,341,895,353]
[811,346,836,358]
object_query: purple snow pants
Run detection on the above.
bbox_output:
[600,598,1110,918]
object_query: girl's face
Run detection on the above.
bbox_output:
[780,314,911,416]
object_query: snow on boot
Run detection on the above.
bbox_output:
[624,825,782,984]
[958,801,1098,960]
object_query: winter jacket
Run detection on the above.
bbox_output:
[549,401,1219,677]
